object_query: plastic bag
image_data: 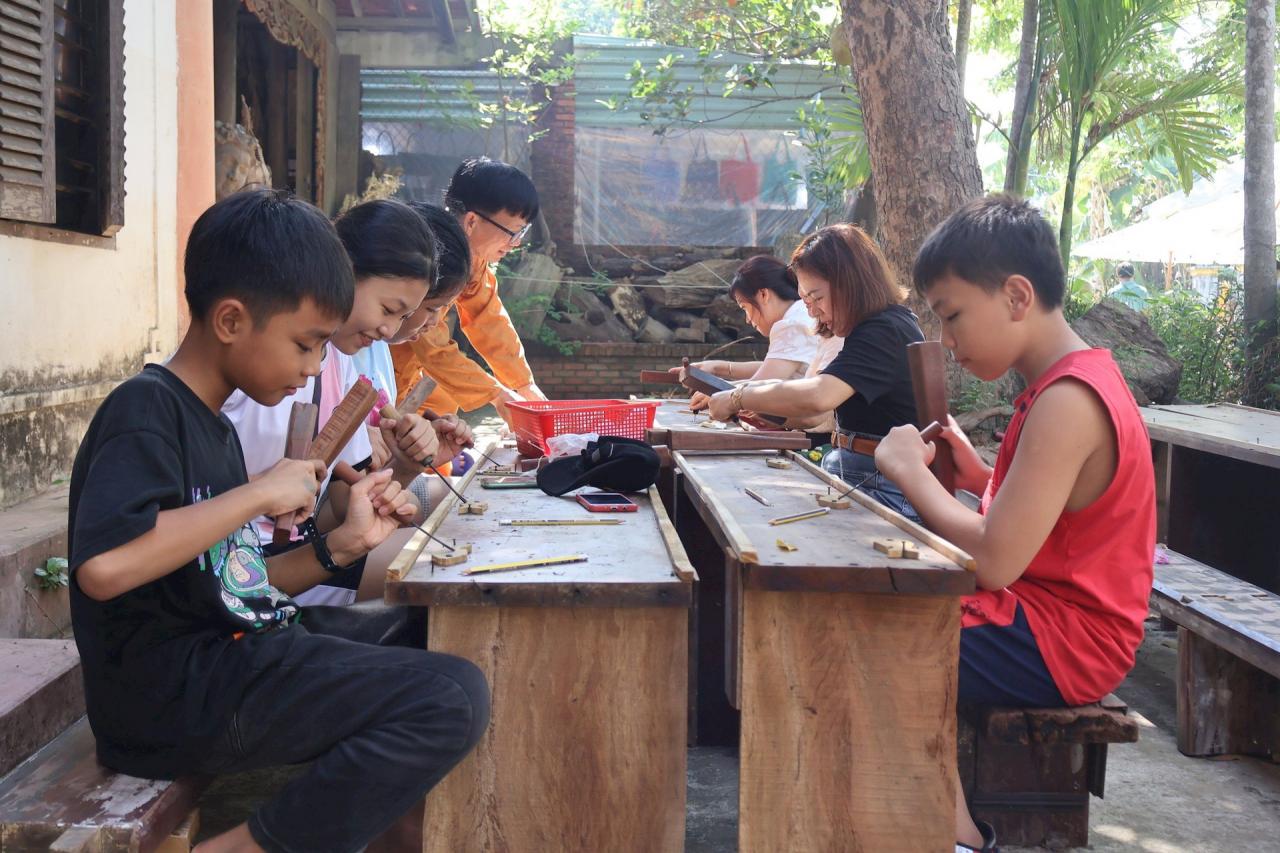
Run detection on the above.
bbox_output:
[546,432,600,459]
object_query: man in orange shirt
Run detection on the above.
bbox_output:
[391,158,546,423]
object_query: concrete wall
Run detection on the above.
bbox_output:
[337,28,484,69]
[0,0,182,509]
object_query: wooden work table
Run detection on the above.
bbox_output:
[386,446,693,852]
[675,449,974,852]
[1143,403,1280,592]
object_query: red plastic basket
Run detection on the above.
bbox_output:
[506,399,660,457]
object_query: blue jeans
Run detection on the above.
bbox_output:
[822,448,922,523]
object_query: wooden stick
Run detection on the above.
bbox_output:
[461,554,588,575]
[744,487,771,506]
[648,485,698,582]
[673,451,761,564]
[384,440,495,582]
[273,402,320,545]
[768,507,830,526]
[907,341,956,494]
[786,450,977,572]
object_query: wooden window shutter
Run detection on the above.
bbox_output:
[98,0,124,235]
[0,0,54,223]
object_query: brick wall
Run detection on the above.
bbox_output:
[527,341,769,400]
[530,81,575,251]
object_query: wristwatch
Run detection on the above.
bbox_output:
[298,516,358,574]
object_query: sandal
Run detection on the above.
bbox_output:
[955,820,998,852]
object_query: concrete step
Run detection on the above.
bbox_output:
[0,485,71,638]
[0,638,83,778]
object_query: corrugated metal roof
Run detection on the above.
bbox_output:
[361,33,843,129]
[361,68,531,124]
[571,34,843,130]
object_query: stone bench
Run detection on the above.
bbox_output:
[959,693,1140,849]
[1150,547,1280,760]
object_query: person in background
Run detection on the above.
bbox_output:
[674,255,821,411]
[391,157,545,425]
[1105,262,1149,311]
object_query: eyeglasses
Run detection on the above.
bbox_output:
[799,290,826,306]
[473,210,532,246]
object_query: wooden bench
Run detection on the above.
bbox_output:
[959,694,1139,849]
[1150,547,1280,760]
[0,717,206,852]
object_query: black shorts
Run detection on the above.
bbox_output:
[959,603,1066,707]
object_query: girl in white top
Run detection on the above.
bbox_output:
[681,256,820,407]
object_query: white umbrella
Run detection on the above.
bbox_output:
[1072,145,1280,266]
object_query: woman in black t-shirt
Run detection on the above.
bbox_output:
[706,223,924,519]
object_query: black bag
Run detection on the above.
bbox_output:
[682,136,720,201]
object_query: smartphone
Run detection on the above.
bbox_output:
[576,492,639,512]
[481,477,540,489]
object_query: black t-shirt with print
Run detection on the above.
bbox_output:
[69,364,301,777]
[821,304,924,437]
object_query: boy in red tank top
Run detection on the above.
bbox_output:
[876,195,1156,852]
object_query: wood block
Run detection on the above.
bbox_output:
[872,538,919,559]
[872,538,903,558]
[815,493,852,510]
[430,544,473,568]
[155,810,200,853]
[765,457,791,470]
[457,502,489,515]
[739,590,959,851]
[775,539,797,552]
[424,606,687,852]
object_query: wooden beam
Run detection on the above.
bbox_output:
[431,0,457,44]
[212,0,238,125]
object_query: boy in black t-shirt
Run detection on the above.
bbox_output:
[68,189,488,853]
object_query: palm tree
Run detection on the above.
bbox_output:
[1016,0,1240,261]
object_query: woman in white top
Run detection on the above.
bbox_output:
[681,256,820,407]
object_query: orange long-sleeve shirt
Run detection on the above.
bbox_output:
[391,264,535,415]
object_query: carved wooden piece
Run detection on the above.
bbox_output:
[907,341,956,493]
[430,544,472,568]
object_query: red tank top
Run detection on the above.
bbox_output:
[963,349,1155,705]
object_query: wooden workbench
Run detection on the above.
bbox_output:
[675,449,974,852]
[385,446,693,852]
[1143,403,1280,591]
[644,397,814,452]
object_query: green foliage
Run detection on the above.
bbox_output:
[33,557,69,592]
[536,326,582,356]
[791,91,870,222]
[1144,281,1246,403]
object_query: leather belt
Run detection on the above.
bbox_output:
[831,430,881,456]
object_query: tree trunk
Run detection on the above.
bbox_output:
[848,176,880,238]
[1004,0,1039,193]
[1059,121,1083,265]
[954,0,973,92]
[1244,0,1277,404]
[840,0,984,331]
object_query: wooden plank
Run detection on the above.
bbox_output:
[675,451,974,593]
[648,398,812,451]
[0,719,207,852]
[0,639,83,778]
[424,606,686,852]
[649,485,697,582]
[1152,440,1171,543]
[1141,405,1280,469]
[1150,549,1280,680]
[738,590,958,851]
[385,447,690,607]
[1176,626,1280,759]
